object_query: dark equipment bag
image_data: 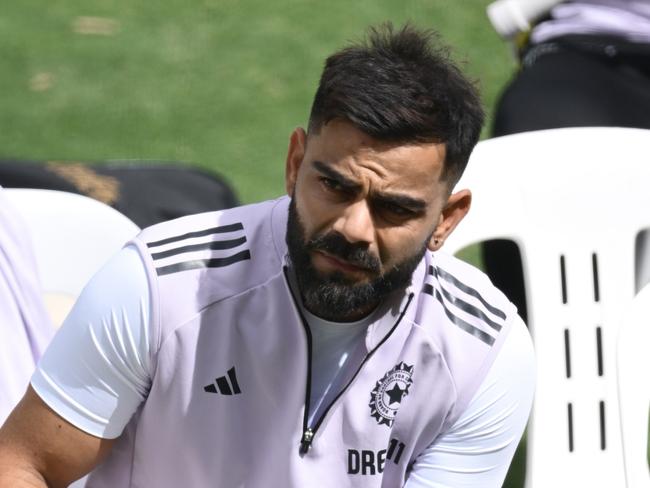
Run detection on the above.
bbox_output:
[0,159,239,228]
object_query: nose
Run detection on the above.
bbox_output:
[331,199,375,245]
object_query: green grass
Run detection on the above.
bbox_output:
[1,1,528,485]
[0,0,516,204]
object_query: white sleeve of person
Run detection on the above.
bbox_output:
[406,315,535,487]
[31,245,152,439]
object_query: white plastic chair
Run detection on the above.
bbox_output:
[617,283,650,488]
[4,188,140,326]
[444,127,650,488]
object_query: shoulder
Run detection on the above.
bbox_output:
[411,251,526,423]
[417,250,517,347]
[130,197,290,322]
[407,314,534,487]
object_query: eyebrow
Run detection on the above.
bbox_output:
[372,192,427,212]
[312,160,427,211]
[312,160,361,191]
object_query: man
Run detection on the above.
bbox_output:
[0,24,535,487]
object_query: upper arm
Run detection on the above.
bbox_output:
[0,245,153,487]
[31,244,152,439]
[405,316,535,488]
[0,386,114,487]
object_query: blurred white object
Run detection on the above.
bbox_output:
[4,189,139,327]
[617,282,650,488]
[487,0,563,38]
[445,127,650,487]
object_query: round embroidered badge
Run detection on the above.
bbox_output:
[369,362,414,427]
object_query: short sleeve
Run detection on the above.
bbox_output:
[31,245,152,439]
[406,316,535,487]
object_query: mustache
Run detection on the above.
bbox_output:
[305,232,380,273]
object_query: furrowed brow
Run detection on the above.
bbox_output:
[312,160,361,191]
[372,192,427,211]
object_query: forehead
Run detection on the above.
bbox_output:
[304,120,446,192]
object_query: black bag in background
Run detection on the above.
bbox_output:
[0,160,240,228]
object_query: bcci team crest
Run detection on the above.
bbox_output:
[369,362,414,427]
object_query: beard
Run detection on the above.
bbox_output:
[286,197,428,322]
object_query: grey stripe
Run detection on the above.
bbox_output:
[438,285,503,332]
[147,223,244,248]
[151,236,247,260]
[429,266,506,320]
[422,284,495,346]
[156,250,251,276]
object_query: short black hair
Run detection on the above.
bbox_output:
[308,23,485,186]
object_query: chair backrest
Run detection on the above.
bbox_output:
[617,283,650,488]
[4,188,140,326]
[444,127,650,488]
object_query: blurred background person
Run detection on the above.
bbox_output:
[0,187,54,425]
[493,0,650,135]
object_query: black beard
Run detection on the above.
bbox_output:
[285,198,427,322]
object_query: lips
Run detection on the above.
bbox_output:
[313,250,371,275]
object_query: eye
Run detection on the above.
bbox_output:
[379,201,413,217]
[374,200,419,223]
[320,177,344,192]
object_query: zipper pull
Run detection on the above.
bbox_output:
[299,428,314,455]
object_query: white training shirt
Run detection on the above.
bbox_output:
[32,245,535,487]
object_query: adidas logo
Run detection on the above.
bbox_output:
[204,366,241,395]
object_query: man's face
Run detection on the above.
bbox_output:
[285,119,470,321]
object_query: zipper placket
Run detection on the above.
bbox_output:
[284,266,414,455]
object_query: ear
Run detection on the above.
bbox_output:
[428,189,472,251]
[285,127,307,196]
